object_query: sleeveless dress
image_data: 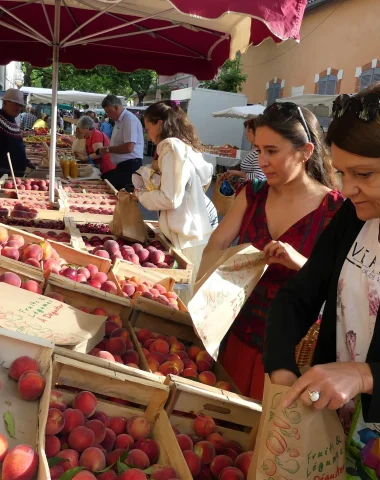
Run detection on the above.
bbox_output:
[220,181,345,401]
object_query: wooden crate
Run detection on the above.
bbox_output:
[40,353,188,479]
[113,261,191,323]
[0,329,54,480]
[0,255,46,288]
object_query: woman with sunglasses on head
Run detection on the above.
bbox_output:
[263,84,380,478]
[201,102,344,401]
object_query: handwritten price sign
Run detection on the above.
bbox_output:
[188,244,266,359]
[0,284,106,346]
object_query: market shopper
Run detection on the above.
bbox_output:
[221,118,265,181]
[263,86,380,479]
[33,113,49,130]
[20,105,37,131]
[201,102,345,401]
[0,88,33,176]
[135,100,215,304]
[77,116,116,176]
[99,95,144,191]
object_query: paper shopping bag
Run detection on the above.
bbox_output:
[188,243,267,359]
[109,190,147,243]
[248,376,346,480]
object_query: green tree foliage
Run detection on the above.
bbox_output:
[200,58,247,93]
[125,70,157,105]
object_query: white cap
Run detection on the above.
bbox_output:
[3,88,25,106]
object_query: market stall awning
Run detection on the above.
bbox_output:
[21,87,125,106]
[212,105,265,119]
[278,94,336,114]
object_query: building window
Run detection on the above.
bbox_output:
[267,83,281,106]
[360,68,380,90]
[318,75,337,95]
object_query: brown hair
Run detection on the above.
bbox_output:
[144,101,203,152]
[255,107,336,188]
[244,118,257,131]
[326,82,380,157]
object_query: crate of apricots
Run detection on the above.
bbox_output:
[42,351,190,479]
[0,329,54,480]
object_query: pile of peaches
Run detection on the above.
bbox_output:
[69,205,115,215]
[46,389,179,480]
[2,178,51,192]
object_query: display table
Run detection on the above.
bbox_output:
[203,150,249,174]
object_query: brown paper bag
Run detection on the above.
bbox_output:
[109,190,147,243]
[248,376,345,480]
[188,244,267,359]
[211,174,235,216]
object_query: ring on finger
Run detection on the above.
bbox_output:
[307,390,320,402]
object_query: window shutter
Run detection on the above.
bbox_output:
[268,83,281,106]
[360,69,373,90]
[373,68,380,83]
[318,78,327,95]
[326,77,337,95]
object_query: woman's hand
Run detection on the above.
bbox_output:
[283,362,374,410]
[221,170,247,181]
[271,369,298,387]
[263,241,307,271]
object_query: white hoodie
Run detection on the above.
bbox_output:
[137,138,213,250]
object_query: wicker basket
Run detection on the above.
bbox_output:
[295,321,320,368]
[211,174,235,216]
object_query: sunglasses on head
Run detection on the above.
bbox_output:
[263,102,312,143]
[332,93,380,121]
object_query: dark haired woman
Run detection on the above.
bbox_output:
[222,118,265,181]
[201,102,345,401]
[264,86,380,479]
[136,100,215,304]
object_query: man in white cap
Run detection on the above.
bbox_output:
[20,104,37,131]
[0,88,32,176]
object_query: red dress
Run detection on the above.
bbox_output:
[86,129,116,174]
[220,181,345,401]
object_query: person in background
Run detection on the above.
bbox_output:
[71,126,87,161]
[86,110,98,126]
[201,102,344,401]
[77,116,116,177]
[100,115,113,139]
[33,113,49,129]
[221,118,265,182]
[72,109,82,136]
[99,95,144,191]
[0,89,34,175]
[136,100,215,304]
[263,85,380,479]
[20,104,37,131]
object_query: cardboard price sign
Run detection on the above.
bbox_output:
[188,244,267,359]
[0,284,106,352]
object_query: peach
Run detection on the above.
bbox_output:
[69,426,95,452]
[187,346,202,361]
[91,411,110,427]
[98,471,117,480]
[73,391,97,418]
[234,452,253,477]
[72,471,96,479]
[109,416,127,436]
[101,428,116,452]
[0,271,22,287]
[152,466,178,480]
[45,435,61,458]
[149,288,160,298]
[79,446,106,471]
[175,350,189,361]
[210,455,233,477]
[2,445,38,480]
[23,243,43,261]
[127,363,139,369]
[106,337,126,356]
[86,419,107,443]
[61,408,85,434]
[183,359,197,372]
[144,338,156,350]
[224,441,243,455]
[196,351,214,365]
[146,352,166,365]
[207,433,226,452]
[148,359,160,372]
[170,342,186,354]
[9,356,39,381]
[194,441,216,465]
[110,327,130,343]
[114,355,124,364]
[57,449,79,471]
[122,350,139,365]
[198,371,217,386]
[115,433,134,450]
[166,354,184,373]
[105,321,120,338]
[134,438,160,464]
[0,433,8,462]
[50,464,65,479]
[198,466,212,480]
[141,291,154,300]
[107,314,122,327]
[127,416,151,440]
[150,250,165,264]
[0,226,8,244]
[153,284,167,295]
[220,449,238,462]
[104,240,120,255]
[96,351,116,362]
[193,415,215,438]
[196,360,213,373]
[2,246,19,260]
[176,434,193,452]
[215,381,232,392]
[159,361,180,375]
[132,243,144,253]
[106,448,125,466]
[137,248,150,263]
[182,368,198,378]
[41,241,53,260]
[18,370,45,400]
[127,253,140,265]
[119,469,147,480]
[92,272,108,284]
[46,408,65,435]
[86,264,99,277]
[123,284,136,297]
[156,295,170,306]
[126,449,150,469]
[149,339,169,355]
[183,450,201,477]
[101,280,118,294]
[219,466,245,480]
[21,279,42,294]
[49,389,67,411]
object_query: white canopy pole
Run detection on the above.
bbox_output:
[48,0,60,203]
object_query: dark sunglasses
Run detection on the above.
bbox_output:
[263,102,312,143]
[332,93,380,122]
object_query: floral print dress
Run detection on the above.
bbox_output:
[336,218,380,479]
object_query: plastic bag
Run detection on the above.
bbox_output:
[219,179,234,196]
[132,166,161,192]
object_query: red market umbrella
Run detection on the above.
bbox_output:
[0,0,307,200]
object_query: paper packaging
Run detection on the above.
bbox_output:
[110,190,148,244]
[188,244,267,359]
[0,283,106,353]
[248,375,345,480]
